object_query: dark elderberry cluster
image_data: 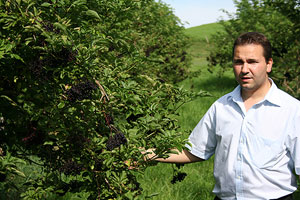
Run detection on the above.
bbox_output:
[54,47,77,64]
[59,160,82,176]
[29,47,77,81]
[59,180,81,195]
[0,172,6,182]
[171,172,187,184]
[30,58,48,80]
[22,124,45,146]
[106,132,127,151]
[42,21,60,34]
[66,81,97,102]
[94,159,104,171]
[67,133,90,150]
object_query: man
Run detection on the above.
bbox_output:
[144,32,300,200]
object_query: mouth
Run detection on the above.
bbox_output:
[240,77,252,82]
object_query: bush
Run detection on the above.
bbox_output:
[0,0,205,199]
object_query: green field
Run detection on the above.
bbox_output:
[138,23,237,200]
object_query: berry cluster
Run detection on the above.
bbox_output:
[94,159,104,171]
[0,172,6,182]
[171,172,187,184]
[106,133,127,151]
[59,160,82,176]
[43,21,60,34]
[30,58,48,80]
[22,124,45,146]
[66,81,97,102]
[67,134,90,149]
[29,48,77,81]
[175,163,184,169]
[55,47,77,63]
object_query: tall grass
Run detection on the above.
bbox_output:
[138,23,237,200]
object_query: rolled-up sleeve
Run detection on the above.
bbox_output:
[185,104,217,160]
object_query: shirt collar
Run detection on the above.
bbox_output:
[264,79,282,106]
[228,79,282,106]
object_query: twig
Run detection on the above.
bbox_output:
[95,80,110,102]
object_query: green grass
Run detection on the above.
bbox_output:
[138,23,237,200]
[185,23,224,42]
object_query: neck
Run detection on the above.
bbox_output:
[241,79,271,102]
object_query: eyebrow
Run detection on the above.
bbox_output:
[247,59,258,62]
[233,58,258,63]
[233,59,243,63]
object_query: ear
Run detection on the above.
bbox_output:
[266,58,273,73]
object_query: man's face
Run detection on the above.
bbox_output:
[233,44,272,93]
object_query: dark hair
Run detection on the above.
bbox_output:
[233,32,272,62]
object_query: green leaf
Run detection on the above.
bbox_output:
[43,141,54,145]
[0,95,18,106]
[41,2,51,7]
[85,10,101,20]
[53,22,67,33]
[11,168,26,177]
[10,54,24,62]
[57,102,65,109]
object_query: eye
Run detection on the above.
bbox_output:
[247,59,258,64]
[233,59,243,65]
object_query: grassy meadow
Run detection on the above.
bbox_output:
[137,23,237,200]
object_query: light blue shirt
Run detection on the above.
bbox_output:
[186,80,300,200]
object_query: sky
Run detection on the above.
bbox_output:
[160,0,237,28]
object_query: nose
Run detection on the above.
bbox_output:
[241,63,249,74]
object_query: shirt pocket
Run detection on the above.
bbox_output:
[247,135,284,169]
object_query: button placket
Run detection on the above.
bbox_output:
[236,116,247,198]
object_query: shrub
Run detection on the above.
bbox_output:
[0,0,205,199]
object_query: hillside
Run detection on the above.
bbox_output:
[185,23,225,41]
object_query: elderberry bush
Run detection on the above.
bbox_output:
[66,81,97,102]
[106,133,127,151]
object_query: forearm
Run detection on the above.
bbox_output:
[144,148,204,164]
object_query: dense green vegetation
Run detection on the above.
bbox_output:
[0,0,205,199]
